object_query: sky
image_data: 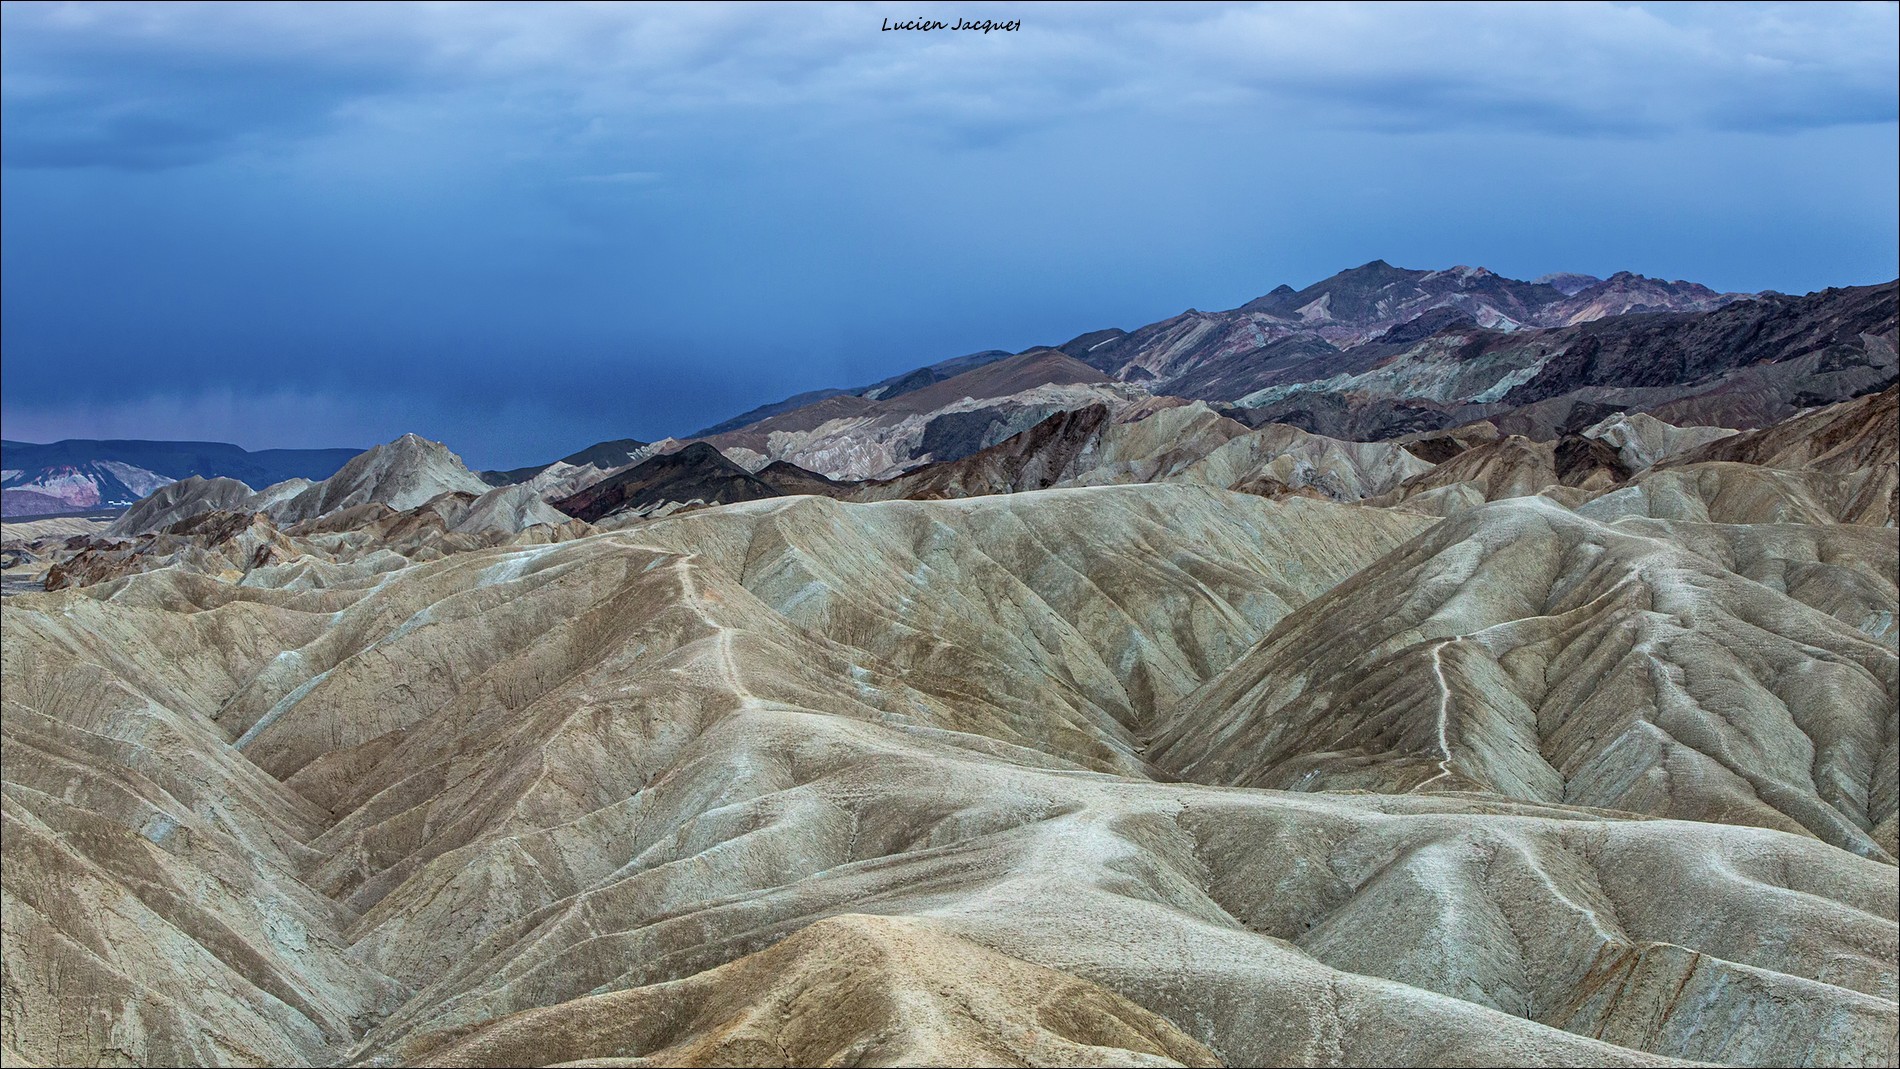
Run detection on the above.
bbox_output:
[3,1,1896,469]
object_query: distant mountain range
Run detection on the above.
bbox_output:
[680,264,1758,448]
[8,262,1892,522]
[582,262,1889,486]
[1,439,361,517]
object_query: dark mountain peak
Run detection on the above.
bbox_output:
[1268,284,1296,296]
[1238,260,1433,317]
[481,437,654,487]
[1055,328,1128,368]
[1369,306,1480,347]
[552,442,779,522]
[757,459,840,483]
[1334,259,1418,285]
[559,438,650,468]
[669,441,729,465]
[1533,272,1603,296]
[754,459,856,498]
[1570,272,1725,303]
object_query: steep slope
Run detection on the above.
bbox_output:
[1580,410,1740,471]
[1053,401,1255,486]
[446,485,572,535]
[268,435,494,526]
[1579,386,1900,528]
[108,476,260,535]
[1385,434,1631,504]
[551,441,781,521]
[853,401,1429,504]
[696,350,1150,480]
[1580,463,1893,527]
[1153,498,1899,860]
[1162,422,1433,501]
[394,915,1222,1068]
[853,400,1252,501]
[1663,385,1898,475]
[478,437,653,487]
[853,403,1120,500]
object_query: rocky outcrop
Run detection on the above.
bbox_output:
[108,476,260,536]
[1581,410,1740,471]
[45,510,301,590]
[267,434,494,525]
[695,350,1153,480]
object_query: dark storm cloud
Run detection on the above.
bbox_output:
[2,2,1896,468]
[0,2,431,169]
[7,3,1893,168]
[1,55,412,170]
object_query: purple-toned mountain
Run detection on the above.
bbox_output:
[1062,261,1753,401]
[0,439,361,518]
[684,262,1849,476]
[1232,280,1896,440]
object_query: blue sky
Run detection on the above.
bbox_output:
[3,1,1895,468]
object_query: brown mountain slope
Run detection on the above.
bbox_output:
[853,403,1118,500]
[695,350,1139,481]
[551,442,781,522]
[1664,384,1898,474]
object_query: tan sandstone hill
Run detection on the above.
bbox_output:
[3,479,1895,1068]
